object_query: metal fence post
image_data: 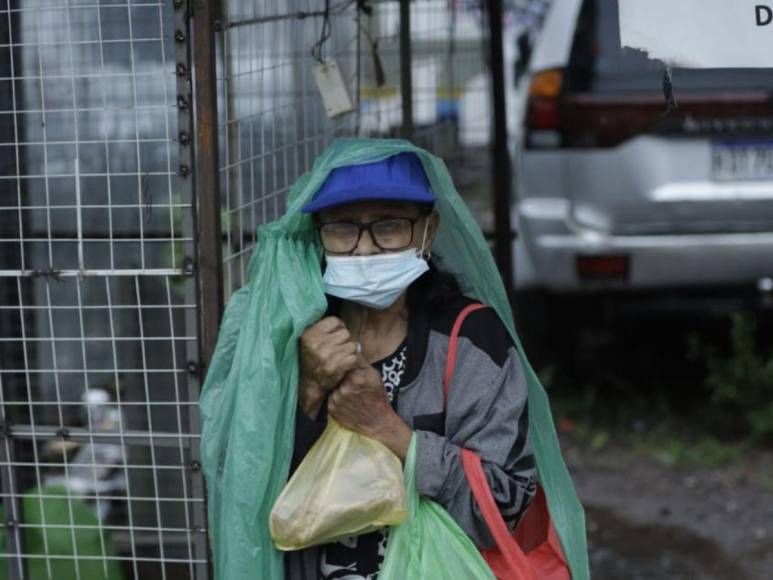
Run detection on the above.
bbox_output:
[0,389,25,580]
[487,0,515,293]
[400,0,414,139]
[190,0,224,369]
[0,2,27,577]
[183,0,221,577]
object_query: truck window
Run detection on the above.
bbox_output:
[565,0,773,94]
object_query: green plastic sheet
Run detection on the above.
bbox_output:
[199,138,589,579]
[379,435,494,579]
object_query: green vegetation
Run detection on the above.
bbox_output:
[633,432,747,468]
[688,313,773,442]
[542,311,773,467]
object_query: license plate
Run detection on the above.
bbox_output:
[711,140,773,181]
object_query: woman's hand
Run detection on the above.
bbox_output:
[298,317,359,419]
[328,364,412,462]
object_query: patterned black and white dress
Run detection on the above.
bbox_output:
[318,341,407,580]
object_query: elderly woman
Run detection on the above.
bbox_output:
[200,139,588,580]
[285,152,536,579]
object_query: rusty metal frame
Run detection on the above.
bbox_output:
[179,0,219,577]
[189,0,224,370]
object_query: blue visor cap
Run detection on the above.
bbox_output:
[301,152,437,213]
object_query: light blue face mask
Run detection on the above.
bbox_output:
[322,221,431,310]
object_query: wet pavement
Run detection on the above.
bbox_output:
[587,506,748,580]
[566,439,773,580]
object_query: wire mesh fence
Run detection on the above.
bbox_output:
[406,0,494,232]
[217,0,362,298]
[217,0,494,298]
[1,0,504,578]
[0,1,206,578]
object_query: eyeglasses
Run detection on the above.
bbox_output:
[318,216,427,254]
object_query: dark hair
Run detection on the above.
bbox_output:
[407,260,463,311]
[416,202,435,216]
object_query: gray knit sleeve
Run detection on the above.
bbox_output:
[413,342,537,549]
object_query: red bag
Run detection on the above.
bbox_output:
[444,304,572,580]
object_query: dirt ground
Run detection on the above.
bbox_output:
[563,437,773,579]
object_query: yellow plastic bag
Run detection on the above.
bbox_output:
[269,419,407,550]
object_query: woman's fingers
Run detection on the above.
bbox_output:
[313,316,345,333]
[323,351,359,389]
[328,388,343,412]
[335,367,381,399]
[328,327,352,345]
[300,318,346,352]
[338,352,360,373]
[327,368,393,438]
[314,344,357,387]
[300,314,359,388]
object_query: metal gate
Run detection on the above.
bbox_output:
[0,1,498,578]
[0,1,206,578]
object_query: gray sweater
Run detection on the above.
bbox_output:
[285,297,537,579]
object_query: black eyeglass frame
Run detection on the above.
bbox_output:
[316,212,432,255]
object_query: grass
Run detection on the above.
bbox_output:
[631,432,747,468]
[554,410,750,469]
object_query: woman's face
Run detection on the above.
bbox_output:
[318,201,439,257]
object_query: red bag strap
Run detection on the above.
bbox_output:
[443,303,489,402]
[444,303,535,580]
[462,449,535,580]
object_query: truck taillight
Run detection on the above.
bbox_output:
[526,69,563,131]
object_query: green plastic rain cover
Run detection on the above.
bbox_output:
[199,138,589,580]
